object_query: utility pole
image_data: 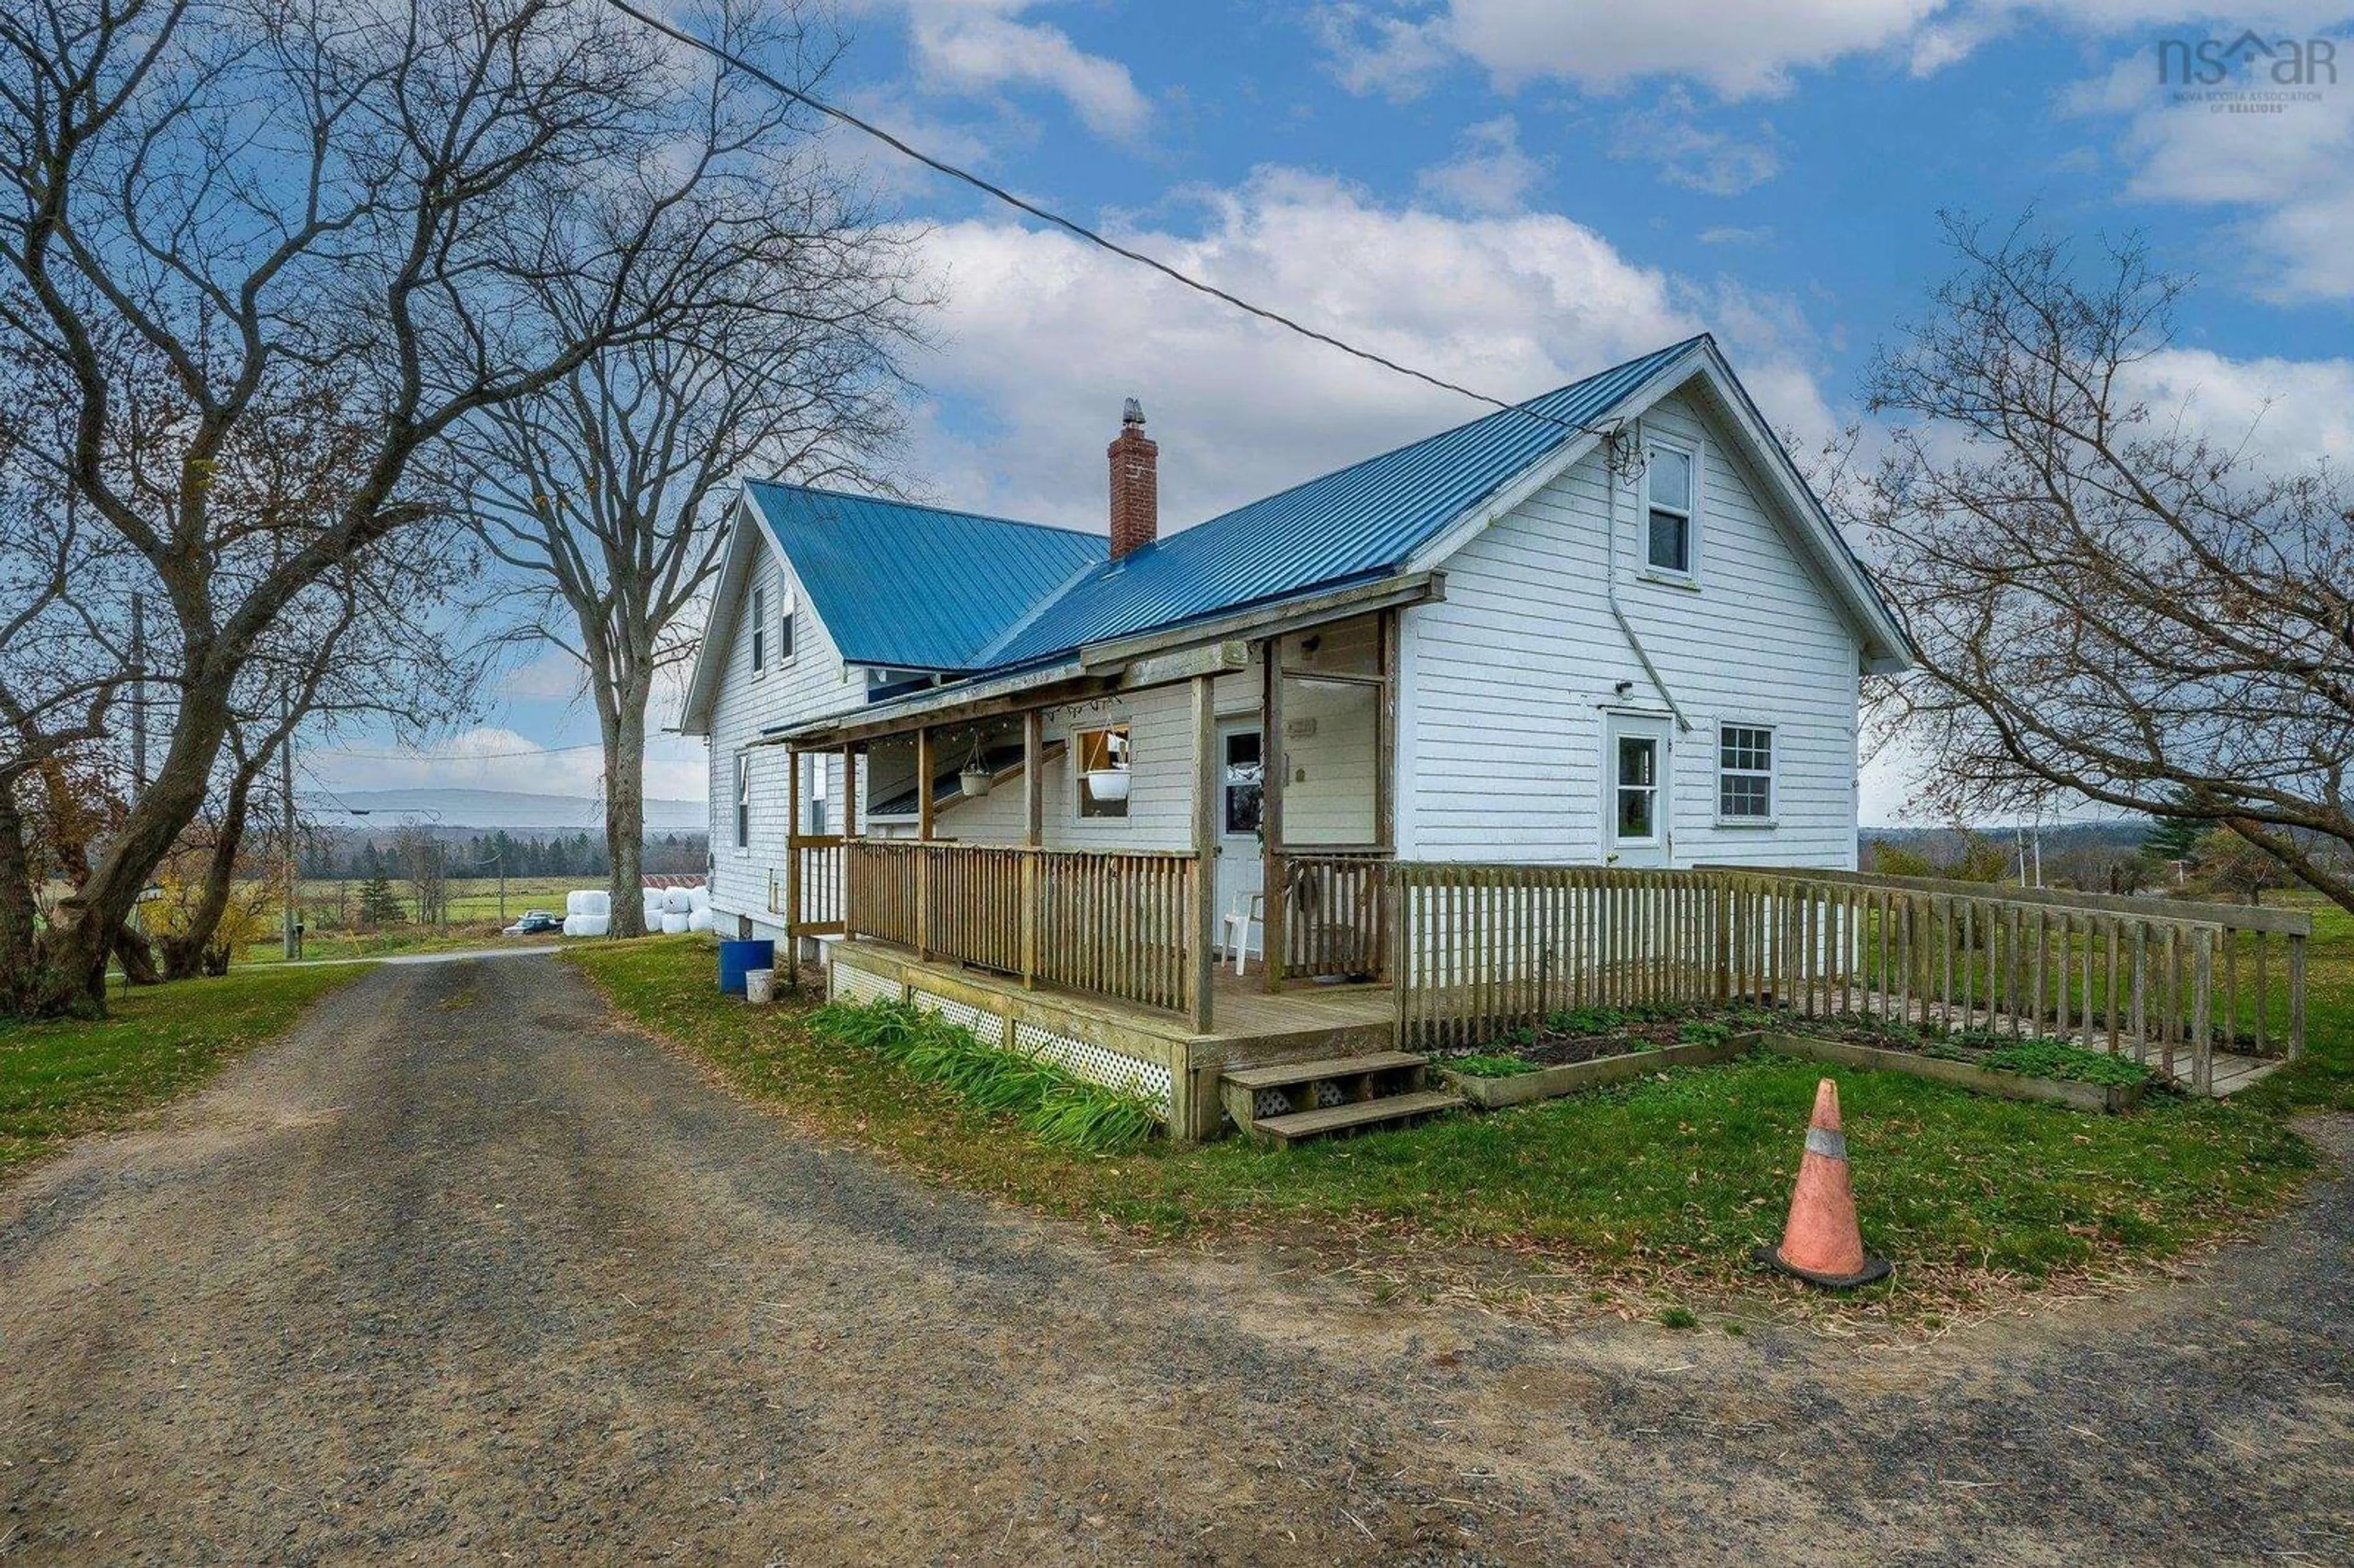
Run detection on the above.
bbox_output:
[281,688,300,961]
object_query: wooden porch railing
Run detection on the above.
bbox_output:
[1392,861,2310,1093]
[844,840,1202,1018]
[769,835,847,935]
[1273,848,1391,981]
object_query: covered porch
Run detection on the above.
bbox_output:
[765,580,1436,1038]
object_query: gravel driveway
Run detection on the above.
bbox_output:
[1,956,2346,1565]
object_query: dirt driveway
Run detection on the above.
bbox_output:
[1,957,2347,1565]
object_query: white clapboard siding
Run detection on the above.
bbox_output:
[1400,385,1862,870]
[703,542,867,939]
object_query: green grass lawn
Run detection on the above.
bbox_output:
[571,938,2320,1306]
[0,964,359,1179]
[2238,891,2354,1114]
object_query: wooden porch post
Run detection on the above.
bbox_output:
[1376,607,1400,986]
[783,748,802,986]
[784,748,802,919]
[1189,674,1217,1033]
[1021,710,1042,988]
[1260,638,1286,994]
[915,726,934,960]
[840,744,858,836]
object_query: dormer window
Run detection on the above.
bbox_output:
[750,584,769,674]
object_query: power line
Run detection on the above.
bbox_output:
[318,740,611,761]
[597,0,1623,444]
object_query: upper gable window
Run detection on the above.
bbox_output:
[1645,443,1695,576]
[750,584,769,675]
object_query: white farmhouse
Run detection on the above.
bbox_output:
[679,335,1914,1140]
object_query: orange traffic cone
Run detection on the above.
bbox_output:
[1756,1078,1890,1289]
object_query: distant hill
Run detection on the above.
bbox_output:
[312,788,706,834]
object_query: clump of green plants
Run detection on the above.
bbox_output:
[1490,1025,1537,1050]
[1655,1305,1699,1330]
[1676,1019,1734,1047]
[1545,1005,1628,1036]
[809,999,1162,1154]
[1976,1040,2163,1089]
[1447,1052,1541,1079]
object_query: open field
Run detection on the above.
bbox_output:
[0,964,360,1179]
[573,936,2327,1310]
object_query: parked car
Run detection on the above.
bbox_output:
[505,910,562,936]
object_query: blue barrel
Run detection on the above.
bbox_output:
[717,938,775,996]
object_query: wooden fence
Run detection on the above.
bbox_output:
[770,835,846,935]
[844,841,1201,1017]
[1274,848,1390,981]
[1393,861,2310,1092]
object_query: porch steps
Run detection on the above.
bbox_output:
[1219,1051,1465,1145]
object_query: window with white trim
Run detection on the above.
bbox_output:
[733,753,751,847]
[1645,443,1694,575]
[1718,723,1773,820]
[750,584,768,674]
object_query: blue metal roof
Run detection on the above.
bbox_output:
[977,336,1707,667]
[742,481,1104,671]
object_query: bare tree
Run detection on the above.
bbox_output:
[1860,215,2354,915]
[453,0,927,936]
[0,0,836,1010]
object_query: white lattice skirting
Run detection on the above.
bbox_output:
[828,958,1173,1117]
[1011,1020,1173,1111]
[832,964,905,1007]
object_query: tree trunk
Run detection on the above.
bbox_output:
[0,788,51,1016]
[36,677,236,1013]
[159,767,258,981]
[603,668,652,939]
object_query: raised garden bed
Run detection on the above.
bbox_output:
[1755,1032,2154,1114]
[1435,1003,2167,1114]
[1439,1037,1747,1108]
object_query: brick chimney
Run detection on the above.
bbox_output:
[1108,397,1157,561]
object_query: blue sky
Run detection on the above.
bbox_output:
[310,0,2353,824]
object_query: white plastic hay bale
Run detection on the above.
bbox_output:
[743,967,774,1004]
[685,907,713,934]
[565,889,593,918]
[561,913,584,937]
[641,893,665,923]
[686,884,710,911]
[579,889,610,919]
[566,913,609,938]
[660,888,693,915]
[660,910,690,935]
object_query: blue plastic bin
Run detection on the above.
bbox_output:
[717,937,775,996]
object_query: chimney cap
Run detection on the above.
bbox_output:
[1121,396,1145,427]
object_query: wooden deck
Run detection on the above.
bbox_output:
[821,937,1399,1140]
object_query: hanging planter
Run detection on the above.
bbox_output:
[956,733,994,798]
[1083,768,1132,804]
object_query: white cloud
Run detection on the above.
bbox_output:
[1699,224,1775,245]
[2076,47,2354,304]
[1415,115,1548,213]
[1316,3,2352,104]
[877,1,1150,140]
[894,166,1838,534]
[2124,347,2354,470]
[1317,0,1946,99]
[1610,87,1782,194]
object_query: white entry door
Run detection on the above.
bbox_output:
[1216,722,1266,959]
[1605,715,1672,867]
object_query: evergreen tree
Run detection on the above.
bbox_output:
[2142,789,2204,864]
[357,871,405,927]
